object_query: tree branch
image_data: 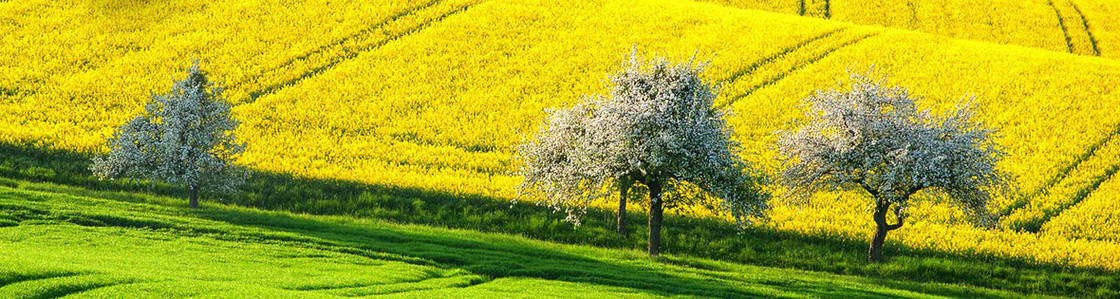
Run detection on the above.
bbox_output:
[886,202,905,231]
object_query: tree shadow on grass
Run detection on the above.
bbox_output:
[185,206,929,299]
[0,142,1117,297]
[1,191,918,299]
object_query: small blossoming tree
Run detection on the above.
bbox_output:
[776,72,1014,262]
[516,50,769,257]
[92,61,245,208]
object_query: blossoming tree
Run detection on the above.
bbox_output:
[776,72,1014,262]
[516,50,768,257]
[91,61,245,208]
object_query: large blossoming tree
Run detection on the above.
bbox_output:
[91,61,245,208]
[776,72,1014,262]
[516,50,769,257]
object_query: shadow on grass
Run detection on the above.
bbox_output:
[189,206,919,298]
[1,142,1117,297]
[2,189,917,298]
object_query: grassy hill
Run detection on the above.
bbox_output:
[0,178,1046,298]
[2,145,1119,298]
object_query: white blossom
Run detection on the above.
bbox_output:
[776,69,1015,261]
[515,49,769,226]
[91,61,245,205]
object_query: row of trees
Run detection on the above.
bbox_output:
[514,50,1013,262]
[91,53,1013,263]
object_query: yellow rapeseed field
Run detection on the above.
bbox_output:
[704,0,1118,58]
[4,0,1120,270]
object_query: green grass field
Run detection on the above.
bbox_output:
[6,143,1120,297]
[0,176,1052,298]
[1,144,1118,297]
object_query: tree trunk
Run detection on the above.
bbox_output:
[647,181,663,257]
[617,178,633,235]
[868,219,888,262]
[868,202,902,262]
[188,184,200,208]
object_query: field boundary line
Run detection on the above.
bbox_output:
[720,30,882,108]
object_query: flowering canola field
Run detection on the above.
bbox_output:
[4,0,1120,270]
[705,0,1120,58]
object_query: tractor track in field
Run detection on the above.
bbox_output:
[799,0,831,19]
[240,0,484,104]
[1001,127,1119,215]
[229,0,509,160]
[0,87,33,101]
[720,30,881,108]
[1031,166,1119,232]
[0,87,18,97]
[1034,145,1120,231]
[1047,0,1076,54]
[1068,0,1101,56]
[720,27,846,86]
[1003,123,1120,232]
[822,0,831,19]
[231,0,446,92]
[1047,0,1100,56]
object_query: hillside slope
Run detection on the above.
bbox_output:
[0,180,1036,298]
[2,0,1120,272]
[700,0,1120,58]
